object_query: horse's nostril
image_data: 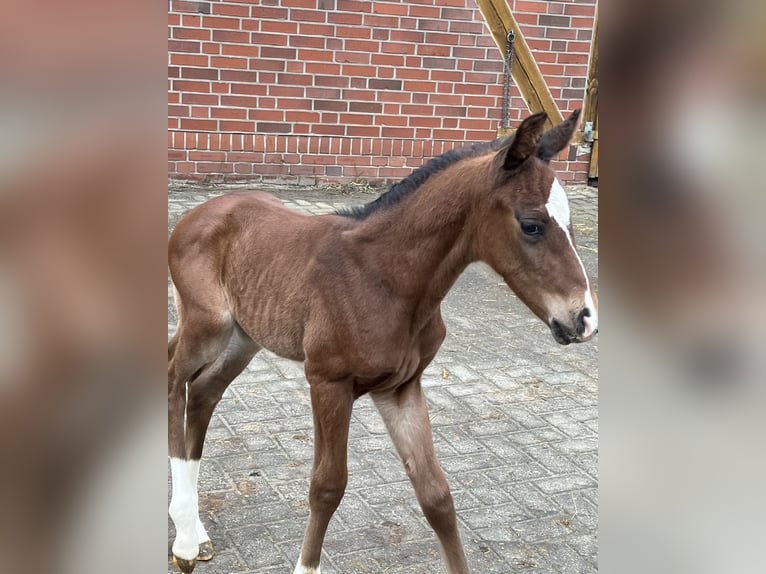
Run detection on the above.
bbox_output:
[576,308,590,336]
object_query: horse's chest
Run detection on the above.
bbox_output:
[352,348,422,396]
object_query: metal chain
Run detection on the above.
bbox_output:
[501,29,515,132]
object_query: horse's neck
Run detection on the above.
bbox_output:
[352,163,485,327]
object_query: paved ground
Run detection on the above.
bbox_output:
[168,181,599,573]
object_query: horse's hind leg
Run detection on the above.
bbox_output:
[183,323,260,560]
[168,305,235,574]
[372,377,469,574]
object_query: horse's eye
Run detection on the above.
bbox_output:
[520,221,543,236]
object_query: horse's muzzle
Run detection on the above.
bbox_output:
[550,309,598,345]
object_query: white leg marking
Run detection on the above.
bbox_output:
[169,458,201,560]
[293,556,321,574]
[546,179,599,335]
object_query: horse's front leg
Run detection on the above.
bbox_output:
[294,377,354,574]
[372,377,470,574]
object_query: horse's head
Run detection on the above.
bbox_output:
[478,110,598,345]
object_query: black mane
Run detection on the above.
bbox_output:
[337,136,511,220]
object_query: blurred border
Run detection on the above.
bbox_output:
[602,0,766,572]
[0,2,167,574]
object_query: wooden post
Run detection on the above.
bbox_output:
[475,0,564,134]
[583,10,598,179]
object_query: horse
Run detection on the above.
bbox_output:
[168,110,598,574]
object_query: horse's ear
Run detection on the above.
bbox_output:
[537,109,581,162]
[502,112,548,171]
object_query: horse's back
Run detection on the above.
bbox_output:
[169,191,340,361]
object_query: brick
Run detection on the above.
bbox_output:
[232,83,268,95]
[334,51,370,63]
[314,100,348,112]
[250,32,289,46]
[181,67,218,80]
[403,80,436,92]
[257,122,292,133]
[220,70,259,83]
[565,4,597,16]
[426,32,460,45]
[435,105,467,117]
[418,19,449,31]
[335,25,372,39]
[363,14,398,27]
[417,44,450,56]
[546,27,578,40]
[169,40,201,53]
[306,62,342,75]
[172,27,210,41]
[221,95,259,108]
[328,11,363,25]
[345,39,380,53]
[336,0,372,13]
[247,58,286,72]
[349,101,382,113]
[389,30,425,43]
[558,53,589,65]
[340,113,374,125]
[212,107,247,119]
[260,19,298,34]
[219,120,255,131]
[213,3,249,17]
[180,118,217,131]
[170,53,208,66]
[170,0,209,14]
[441,7,474,20]
[449,21,484,34]
[397,67,429,80]
[182,93,218,105]
[423,57,456,70]
[314,75,350,87]
[213,30,249,44]
[291,9,326,22]
[401,104,434,116]
[189,150,226,162]
[381,42,415,55]
[368,78,402,90]
[260,47,296,60]
[538,14,571,27]
[313,124,346,136]
[202,16,240,29]
[474,60,503,73]
[222,44,260,57]
[295,49,331,62]
[173,79,210,93]
[201,42,220,55]
[211,56,248,69]
[278,73,313,85]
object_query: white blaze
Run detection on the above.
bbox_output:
[545,179,598,337]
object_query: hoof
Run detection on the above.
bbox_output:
[197,540,214,561]
[172,554,197,574]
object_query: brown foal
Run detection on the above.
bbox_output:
[168,110,597,574]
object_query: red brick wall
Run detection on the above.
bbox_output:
[168,0,596,184]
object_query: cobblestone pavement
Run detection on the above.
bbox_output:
[168,182,599,573]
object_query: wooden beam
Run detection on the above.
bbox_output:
[476,0,563,132]
[582,8,598,134]
[583,9,598,178]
